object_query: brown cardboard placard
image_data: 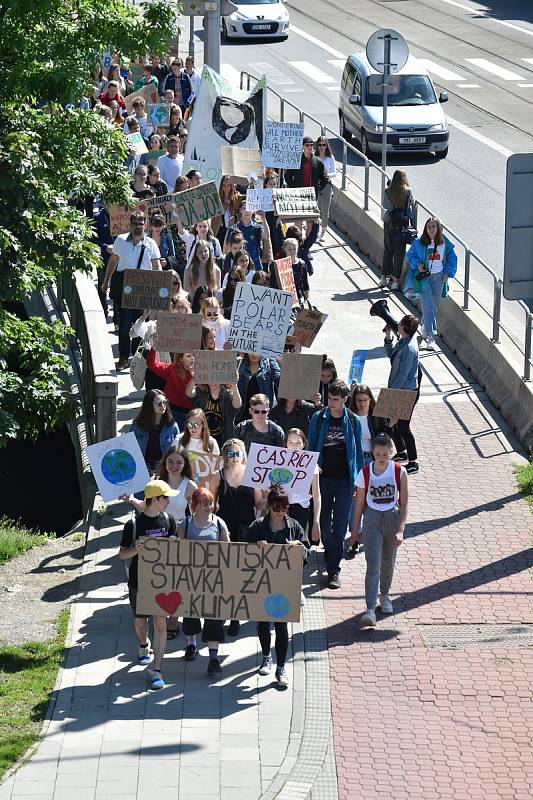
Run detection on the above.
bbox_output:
[373,388,418,421]
[272,256,298,306]
[278,352,323,401]
[292,308,328,348]
[187,451,224,485]
[125,83,159,114]
[108,202,149,237]
[154,312,202,352]
[146,192,177,226]
[220,146,264,181]
[121,269,172,311]
[172,181,224,228]
[137,539,303,622]
[192,350,239,385]
[273,187,320,220]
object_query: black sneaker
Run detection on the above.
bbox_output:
[207,658,222,674]
[184,644,197,661]
[345,543,359,559]
[405,461,419,474]
[227,620,240,637]
[393,452,408,462]
[328,573,341,589]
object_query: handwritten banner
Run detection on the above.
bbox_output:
[262,121,304,170]
[348,349,368,385]
[245,188,274,213]
[121,269,172,311]
[137,539,303,622]
[292,308,328,348]
[173,181,224,228]
[86,432,150,503]
[278,352,323,401]
[220,146,263,181]
[273,187,320,219]
[192,350,238,384]
[146,192,177,226]
[148,104,170,126]
[154,312,202,352]
[272,256,297,305]
[108,202,148,237]
[373,388,418,421]
[187,451,224,485]
[242,443,319,495]
[228,282,293,358]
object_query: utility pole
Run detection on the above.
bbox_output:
[204,2,220,72]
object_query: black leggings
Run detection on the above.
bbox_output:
[257,621,289,667]
[391,418,417,461]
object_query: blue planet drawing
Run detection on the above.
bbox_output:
[268,467,293,485]
[264,593,290,619]
[101,449,136,485]
[159,287,169,298]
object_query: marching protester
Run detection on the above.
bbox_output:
[130,390,179,474]
[183,241,222,298]
[349,384,382,465]
[280,238,310,305]
[157,136,183,190]
[177,408,220,494]
[199,296,230,349]
[284,428,321,542]
[381,170,416,291]
[236,354,280,422]
[186,369,241,448]
[234,393,285,452]
[314,136,336,242]
[269,396,319,437]
[145,347,195,429]
[349,432,409,627]
[318,356,337,405]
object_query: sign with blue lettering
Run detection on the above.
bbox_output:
[228,282,293,358]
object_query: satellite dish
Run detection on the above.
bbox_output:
[366,29,409,74]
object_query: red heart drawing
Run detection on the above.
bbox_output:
[155,591,182,615]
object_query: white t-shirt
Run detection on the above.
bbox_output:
[358,414,372,454]
[427,240,445,274]
[287,464,319,509]
[157,153,183,191]
[166,478,192,521]
[177,434,220,455]
[112,234,161,271]
[355,461,405,512]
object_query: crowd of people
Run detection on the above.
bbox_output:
[87,52,456,693]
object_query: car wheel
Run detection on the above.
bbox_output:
[435,147,448,160]
[339,113,352,142]
[360,130,371,157]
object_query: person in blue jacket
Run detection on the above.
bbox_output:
[405,216,457,351]
[236,354,280,422]
[130,389,179,474]
[307,380,364,589]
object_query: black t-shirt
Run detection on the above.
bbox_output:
[120,511,176,588]
[321,415,349,479]
[217,478,256,539]
[203,395,222,438]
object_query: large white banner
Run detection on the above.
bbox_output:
[183,65,266,186]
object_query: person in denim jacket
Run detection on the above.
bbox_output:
[236,354,280,422]
[130,390,179,474]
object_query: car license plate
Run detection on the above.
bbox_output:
[399,136,426,144]
[253,24,271,30]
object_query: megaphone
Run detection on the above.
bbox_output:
[369,299,399,335]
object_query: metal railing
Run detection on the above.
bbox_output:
[240,69,532,382]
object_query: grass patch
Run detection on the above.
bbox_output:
[0,607,69,780]
[516,460,533,508]
[0,517,54,565]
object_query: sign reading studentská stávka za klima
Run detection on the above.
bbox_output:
[137,539,303,622]
[121,270,172,311]
[228,282,293,359]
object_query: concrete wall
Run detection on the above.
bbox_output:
[330,187,533,456]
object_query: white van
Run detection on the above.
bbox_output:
[338,52,449,159]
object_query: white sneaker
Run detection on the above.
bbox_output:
[419,325,428,340]
[380,595,394,614]
[360,609,377,627]
[379,276,388,288]
[426,338,437,351]
[259,655,272,675]
[138,639,153,666]
[390,280,399,290]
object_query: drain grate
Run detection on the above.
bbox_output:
[417,624,533,649]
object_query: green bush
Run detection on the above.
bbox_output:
[0,518,54,565]
[516,461,533,508]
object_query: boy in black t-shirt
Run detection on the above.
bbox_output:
[119,480,177,690]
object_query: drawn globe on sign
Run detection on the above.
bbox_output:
[268,467,293,485]
[101,449,136,485]
[264,593,290,619]
[123,285,132,295]
[159,287,169,298]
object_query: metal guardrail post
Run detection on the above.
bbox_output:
[248,74,251,90]
[363,160,370,212]
[280,97,285,122]
[492,280,502,343]
[524,313,532,382]
[299,109,304,124]
[463,250,471,311]
[240,72,244,90]
[341,140,347,191]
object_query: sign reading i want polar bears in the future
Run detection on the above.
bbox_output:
[137,539,304,622]
[227,282,293,358]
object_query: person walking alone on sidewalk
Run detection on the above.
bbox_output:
[381,170,416,291]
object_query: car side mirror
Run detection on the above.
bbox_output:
[349,94,361,105]
[439,91,448,103]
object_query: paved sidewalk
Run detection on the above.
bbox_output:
[1,225,532,800]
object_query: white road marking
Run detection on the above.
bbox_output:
[325,86,339,91]
[465,58,524,80]
[436,0,533,38]
[447,115,514,157]
[418,59,465,81]
[289,61,337,84]
[327,59,346,70]
[517,83,533,87]
[252,62,293,85]
[284,88,304,93]
[290,24,345,58]
[521,58,533,64]
[220,63,243,87]
[457,83,480,88]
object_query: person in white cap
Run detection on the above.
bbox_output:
[119,479,178,690]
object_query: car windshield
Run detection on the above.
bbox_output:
[365,75,437,106]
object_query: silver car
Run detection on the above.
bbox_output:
[221,0,290,41]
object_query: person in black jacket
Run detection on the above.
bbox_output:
[247,486,309,688]
[284,137,328,198]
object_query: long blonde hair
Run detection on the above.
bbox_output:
[388,170,410,209]
[191,240,217,292]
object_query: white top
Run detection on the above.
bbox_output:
[355,461,405,512]
[321,155,337,178]
[166,477,192,521]
[180,230,223,265]
[204,317,231,350]
[221,269,253,289]
[187,69,202,99]
[177,434,220,455]
[129,316,171,363]
[358,414,372,453]
[123,113,153,138]
[287,464,319,509]
[427,240,445,274]
[156,153,183,191]
[112,234,160,271]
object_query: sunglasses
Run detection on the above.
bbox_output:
[225,450,243,458]
[252,409,268,415]
[172,280,179,286]
[204,311,218,318]
[187,421,202,429]
[155,400,168,406]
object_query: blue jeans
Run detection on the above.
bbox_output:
[418,272,444,338]
[319,475,353,576]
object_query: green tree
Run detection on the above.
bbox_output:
[0,0,180,445]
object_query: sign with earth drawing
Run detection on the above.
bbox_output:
[86,432,150,502]
[241,443,319,495]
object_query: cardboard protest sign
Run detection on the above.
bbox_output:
[278,353,323,401]
[221,147,264,182]
[272,257,297,305]
[262,121,304,170]
[183,64,265,185]
[273,187,320,220]
[154,312,202,352]
[148,104,170,126]
[187,451,224,485]
[292,308,328,348]
[126,131,148,155]
[121,270,172,311]
[86,432,150,503]
[192,350,238,384]
[373,388,418,420]
[245,188,273,213]
[147,148,166,163]
[348,349,368,385]
[242,443,319,496]
[172,181,224,228]
[125,83,159,114]
[108,202,148,237]
[137,539,303,622]
[146,192,176,226]
[101,50,112,69]
[228,282,293,359]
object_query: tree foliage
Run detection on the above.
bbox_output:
[0,0,181,445]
